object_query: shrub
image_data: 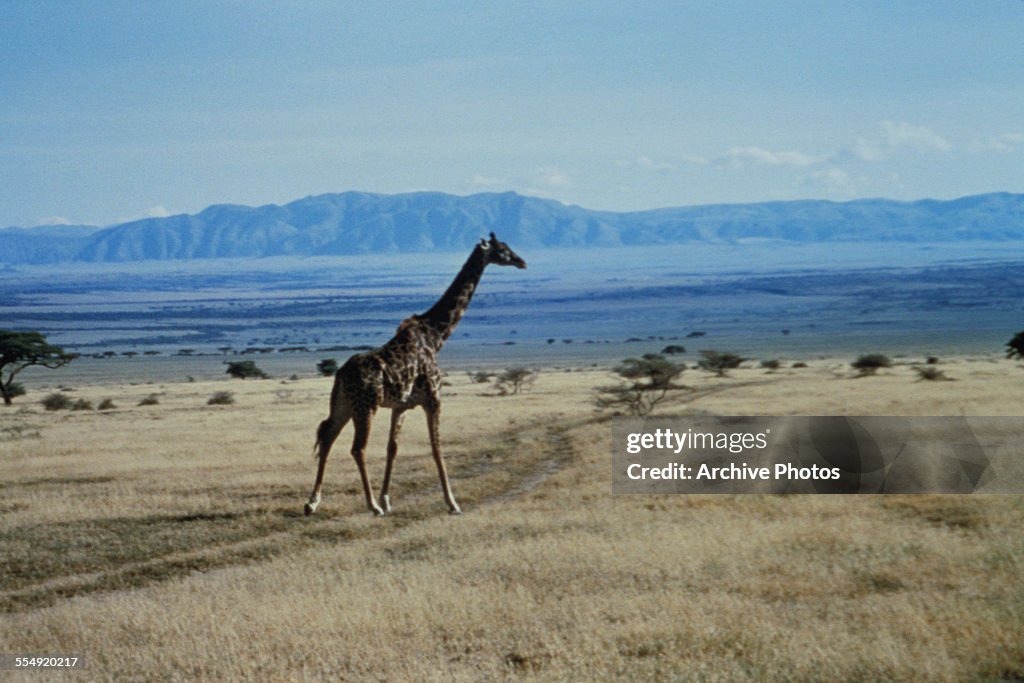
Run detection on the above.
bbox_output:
[852,354,892,376]
[5,382,26,400]
[470,371,494,384]
[495,368,537,395]
[225,360,269,380]
[792,362,808,368]
[760,359,781,371]
[138,394,160,406]
[914,366,952,382]
[1006,331,1024,360]
[596,354,686,416]
[41,392,72,411]
[661,345,686,355]
[70,398,93,411]
[317,358,338,377]
[207,391,235,405]
[98,398,116,410]
[697,350,746,376]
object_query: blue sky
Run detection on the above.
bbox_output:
[2,1,1023,227]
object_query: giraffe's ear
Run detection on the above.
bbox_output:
[489,232,498,244]
[479,237,488,248]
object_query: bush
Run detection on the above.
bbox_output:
[138,394,160,406]
[851,354,892,376]
[697,350,746,376]
[207,391,235,405]
[914,366,952,382]
[41,392,72,411]
[70,398,93,411]
[98,398,116,410]
[225,360,269,380]
[760,359,781,371]
[317,358,338,377]
[470,371,494,384]
[495,368,536,395]
[661,344,686,355]
[1006,331,1024,360]
[5,382,26,400]
[596,354,686,416]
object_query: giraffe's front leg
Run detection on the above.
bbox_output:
[379,408,406,514]
[425,402,461,515]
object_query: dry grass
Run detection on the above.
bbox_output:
[0,358,1023,681]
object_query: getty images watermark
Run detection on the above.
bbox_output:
[612,416,1024,494]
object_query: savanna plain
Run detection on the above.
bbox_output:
[1,356,1023,681]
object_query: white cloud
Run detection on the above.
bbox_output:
[617,155,680,173]
[681,154,710,166]
[720,146,821,168]
[849,137,884,162]
[144,205,171,218]
[881,120,952,153]
[841,121,952,163]
[976,132,1024,153]
[36,216,72,226]
[117,205,172,223]
[804,166,855,197]
[529,166,572,190]
[469,173,507,188]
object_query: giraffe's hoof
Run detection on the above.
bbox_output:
[304,502,316,516]
[380,495,392,513]
[370,505,385,516]
[448,505,462,516]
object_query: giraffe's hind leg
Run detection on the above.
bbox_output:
[351,410,385,516]
[304,411,349,515]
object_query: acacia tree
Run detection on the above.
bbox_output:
[0,330,75,405]
[495,367,536,395]
[224,360,269,379]
[596,353,686,416]
[697,350,746,377]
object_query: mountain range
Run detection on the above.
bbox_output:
[3,190,1024,264]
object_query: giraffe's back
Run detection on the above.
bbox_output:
[336,320,441,411]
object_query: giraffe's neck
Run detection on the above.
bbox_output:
[420,245,488,348]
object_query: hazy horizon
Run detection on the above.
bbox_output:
[8,186,1024,232]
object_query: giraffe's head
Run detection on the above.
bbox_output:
[481,232,527,269]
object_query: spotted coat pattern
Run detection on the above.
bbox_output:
[304,233,527,516]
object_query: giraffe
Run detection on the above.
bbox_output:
[304,233,527,516]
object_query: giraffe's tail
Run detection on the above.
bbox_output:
[313,367,350,459]
[313,418,332,459]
